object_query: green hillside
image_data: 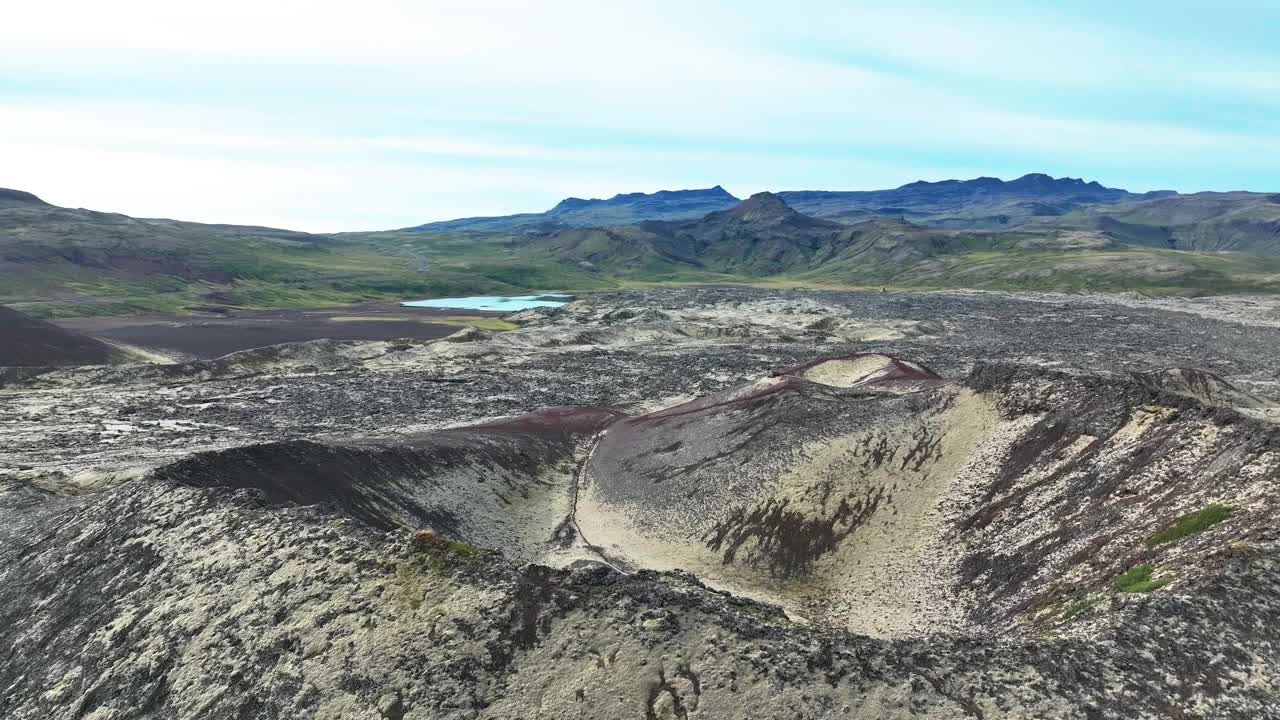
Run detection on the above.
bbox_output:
[5,185,1280,319]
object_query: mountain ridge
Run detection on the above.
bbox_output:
[6,177,1280,319]
[409,185,741,233]
[406,174,1180,232]
[776,173,1179,228]
[0,188,50,207]
[512,191,1280,292]
[548,185,737,214]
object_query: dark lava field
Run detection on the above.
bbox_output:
[3,287,1280,719]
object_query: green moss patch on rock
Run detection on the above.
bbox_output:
[1115,564,1171,593]
[1146,503,1233,548]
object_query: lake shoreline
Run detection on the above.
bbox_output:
[400,293,575,312]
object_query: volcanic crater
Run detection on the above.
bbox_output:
[134,348,1275,643]
[3,287,1280,718]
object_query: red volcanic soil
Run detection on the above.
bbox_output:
[53,304,497,359]
[634,374,838,426]
[627,353,943,428]
[0,305,125,367]
[469,406,627,437]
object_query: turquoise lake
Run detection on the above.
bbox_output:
[400,294,574,312]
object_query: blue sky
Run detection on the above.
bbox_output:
[2,1,1278,231]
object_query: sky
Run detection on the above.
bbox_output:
[2,0,1278,232]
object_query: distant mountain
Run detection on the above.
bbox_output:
[1043,191,1280,254]
[0,188,50,208]
[510,192,854,277]
[6,176,1280,320]
[704,190,824,226]
[549,186,741,223]
[653,192,848,275]
[524,192,1039,277]
[408,174,1179,234]
[778,173,1177,228]
[407,186,740,232]
[515,192,1280,293]
[0,191,520,319]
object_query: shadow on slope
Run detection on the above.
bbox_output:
[0,305,128,367]
[152,406,622,560]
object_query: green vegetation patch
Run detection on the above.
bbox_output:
[410,529,489,574]
[397,530,491,609]
[1146,503,1233,548]
[1061,593,1105,621]
[430,316,520,331]
[1114,564,1171,593]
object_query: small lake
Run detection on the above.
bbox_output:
[400,293,574,312]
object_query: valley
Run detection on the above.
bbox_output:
[5,175,1280,324]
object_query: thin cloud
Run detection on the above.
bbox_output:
[2,1,1277,228]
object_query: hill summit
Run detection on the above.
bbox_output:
[778,173,1177,227]
[0,188,49,207]
[407,173,1185,233]
[548,185,737,215]
[721,191,801,224]
[409,185,741,232]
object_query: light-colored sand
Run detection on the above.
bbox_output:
[573,387,1010,639]
[799,389,1001,637]
[799,355,896,387]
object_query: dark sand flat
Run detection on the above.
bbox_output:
[54,303,501,359]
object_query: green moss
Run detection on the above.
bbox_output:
[396,564,432,610]
[397,534,490,608]
[435,537,487,558]
[1114,564,1171,593]
[1146,503,1234,548]
[429,316,520,331]
[409,530,489,574]
[1061,593,1105,621]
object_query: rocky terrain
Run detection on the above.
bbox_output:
[3,287,1280,718]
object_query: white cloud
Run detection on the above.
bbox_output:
[1,1,1276,227]
[0,103,571,161]
[1,1,529,62]
[1186,69,1280,93]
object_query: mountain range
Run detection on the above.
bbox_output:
[408,174,1180,232]
[3,173,1280,318]
[406,186,742,232]
[778,173,1177,228]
